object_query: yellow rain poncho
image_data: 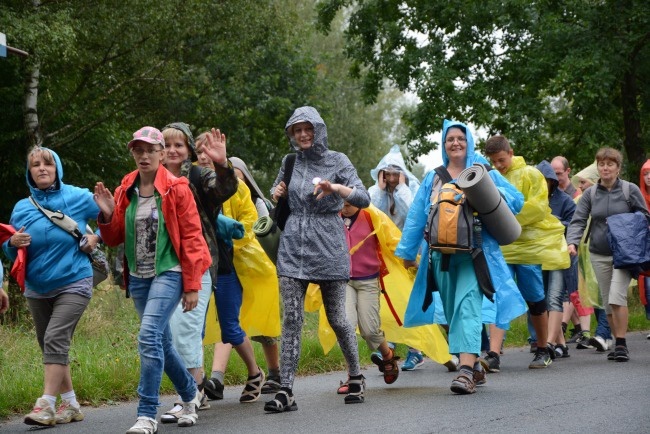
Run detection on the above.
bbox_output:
[305,204,452,364]
[500,156,570,270]
[204,180,281,345]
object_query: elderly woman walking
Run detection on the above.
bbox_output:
[566,148,648,362]
[94,126,211,434]
[3,147,100,426]
[264,106,370,413]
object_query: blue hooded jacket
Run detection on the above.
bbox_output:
[3,148,100,294]
[395,120,527,329]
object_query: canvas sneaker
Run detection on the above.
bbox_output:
[24,398,55,426]
[54,399,84,424]
[529,349,552,369]
[401,351,424,371]
[126,416,158,434]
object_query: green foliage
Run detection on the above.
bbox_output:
[0,0,403,223]
[317,0,650,181]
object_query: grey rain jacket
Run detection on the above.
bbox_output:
[271,106,370,280]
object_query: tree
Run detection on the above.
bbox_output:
[317,0,650,180]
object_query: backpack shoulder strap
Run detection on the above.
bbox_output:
[283,153,297,185]
[29,196,83,240]
[622,179,631,209]
[433,165,452,185]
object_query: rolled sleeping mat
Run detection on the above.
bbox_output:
[456,163,521,245]
[252,215,281,264]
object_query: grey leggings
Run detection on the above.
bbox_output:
[279,277,360,389]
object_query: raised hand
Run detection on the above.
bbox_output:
[94,182,115,221]
[378,170,386,190]
[202,128,228,166]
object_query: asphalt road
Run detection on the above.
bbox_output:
[2,331,649,434]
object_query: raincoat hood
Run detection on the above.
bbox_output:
[370,145,421,196]
[285,106,328,157]
[640,159,650,210]
[536,160,559,194]
[163,122,197,162]
[26,147,64,194]
[230,157,266,201]
[571,162,599,189]
[441,119,488,168]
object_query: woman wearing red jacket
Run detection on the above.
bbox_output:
[94,126,211,434]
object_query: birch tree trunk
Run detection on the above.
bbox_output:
[23,60,42,147]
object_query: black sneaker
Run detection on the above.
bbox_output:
[546,343,557,360]
[203,377,224,400]
[555,344,570,358]
[566,329,581,344]
[479,351,501,373]
[529,349,552,369]
[614,345,630,362]
[576,331,593,349]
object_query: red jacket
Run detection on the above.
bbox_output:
[99,166,211,292]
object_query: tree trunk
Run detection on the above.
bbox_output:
[23,60,43,147]
[620,69,645,183]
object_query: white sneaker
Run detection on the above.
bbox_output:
[177,391,200,427]
[589,335,609,352]
[24,398,55,426]
[55,399,84,423]
[126,416,158,434]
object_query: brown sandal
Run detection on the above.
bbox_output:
[450,372,476,395]
[382,349,400,384]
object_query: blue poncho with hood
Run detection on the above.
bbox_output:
[368,145,420,230]
[395,120,527,329]
[272,106,370,280]
[3,148,100,294]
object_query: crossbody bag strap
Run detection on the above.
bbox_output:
[29,196,84,240]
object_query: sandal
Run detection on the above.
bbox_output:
[261,377,281,395]
[382,349,400,384]
[450,372,476,395]
[264,390,298,413]
[344,375,365,404]
[370,352,385,373]
[336,379,349,395]
[240,368,265,403]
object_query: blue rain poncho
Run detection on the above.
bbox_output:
[395,120,528,330]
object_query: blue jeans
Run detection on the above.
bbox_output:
[594,308,612,340]
[129,271,196,419]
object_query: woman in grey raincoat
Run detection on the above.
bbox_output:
[264,106,370,412]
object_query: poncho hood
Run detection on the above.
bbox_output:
[285,106,328,157]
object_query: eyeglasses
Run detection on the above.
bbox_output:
[131,147,162,156]
[445,136,467,144]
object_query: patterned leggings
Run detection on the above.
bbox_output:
[279,277,360,389]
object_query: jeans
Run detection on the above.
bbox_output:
[594,308,612,340]
[129,271,196,419]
